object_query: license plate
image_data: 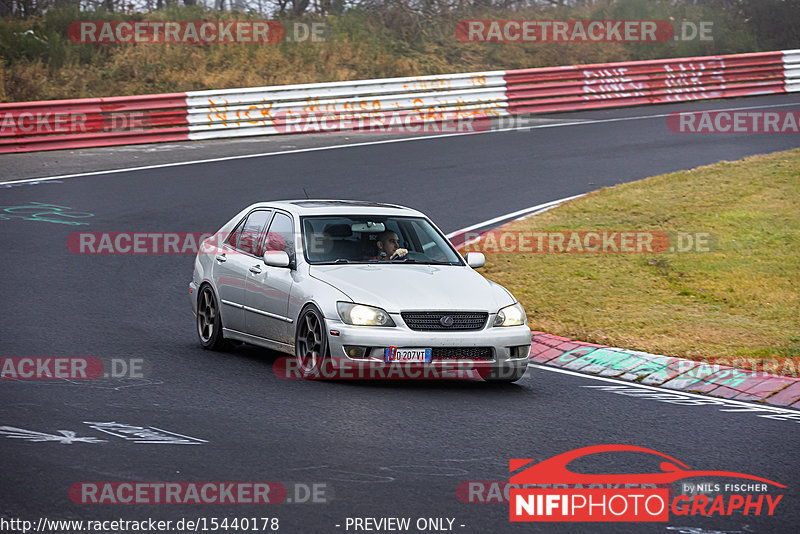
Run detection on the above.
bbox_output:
[385,347,432,363]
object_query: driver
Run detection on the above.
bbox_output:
[373,230,408,260]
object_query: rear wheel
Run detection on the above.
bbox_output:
[197,285,225,350]
[295,305,330,378]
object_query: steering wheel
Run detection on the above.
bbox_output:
[392,251,427,261]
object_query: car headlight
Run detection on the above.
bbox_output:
[493,302,527,327]
[337,302,396,327]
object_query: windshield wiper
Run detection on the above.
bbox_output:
[399,259,461,265]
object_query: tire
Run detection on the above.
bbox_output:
[294,304,330,379]
[197,284,225,350]
[483,365,527,383]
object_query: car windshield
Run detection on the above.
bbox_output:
[302,215,463,265]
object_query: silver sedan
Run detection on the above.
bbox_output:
[189,200,532,382]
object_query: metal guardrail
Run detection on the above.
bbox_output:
[0,49,797,153]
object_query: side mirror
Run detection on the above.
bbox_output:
[465,252,485,268]
[263,250,290,268]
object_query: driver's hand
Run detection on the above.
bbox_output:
[393,248,408,258]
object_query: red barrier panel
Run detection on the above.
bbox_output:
[0,92,190,143]
[504,51,787,115]
[503,51,784,84]
[506,67,784,96]
[0,109,188,138]
[0,127,190,153]
[507,79,784,103]
[0,92,188,115]
[508,83,785,115]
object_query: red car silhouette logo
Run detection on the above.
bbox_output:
[510,444,785,487]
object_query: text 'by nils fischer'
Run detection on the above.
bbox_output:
[340,517,460,531]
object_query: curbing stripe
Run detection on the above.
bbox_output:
[761,381,800,407]
[528,332,799,408]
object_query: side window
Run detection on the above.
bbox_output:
[236,210,272,255]
[227,219,245,248]
[264,212,294,255]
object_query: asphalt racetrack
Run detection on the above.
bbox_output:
[2,94,799,533]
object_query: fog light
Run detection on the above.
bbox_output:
[344,345,368,359]
[510,345,532,359]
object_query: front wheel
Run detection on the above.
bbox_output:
[197,285,225,350]
[295,305,330,379]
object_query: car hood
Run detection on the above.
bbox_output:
[309,264,515,312]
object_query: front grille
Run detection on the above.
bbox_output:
[431,347,493,360]
[401,311,488,331]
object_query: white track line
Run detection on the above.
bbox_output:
[445,194,585,239]
[3,100,798,186]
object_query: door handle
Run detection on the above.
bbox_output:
[215,254,227,263]
[249,265,262,275]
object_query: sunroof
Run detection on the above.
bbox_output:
[288,200,404,208]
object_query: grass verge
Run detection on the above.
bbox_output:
[472,149,800,367]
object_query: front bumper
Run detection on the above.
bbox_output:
[189,281,198,317]
[324,316,532,370]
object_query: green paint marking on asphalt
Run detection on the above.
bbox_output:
[681,365,752,388]
[0,202,94,225]
[555,340,758,389]
[559,347,641,371]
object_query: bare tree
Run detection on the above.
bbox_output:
[292,0,309,14]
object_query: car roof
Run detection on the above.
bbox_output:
[248,200,426,217]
